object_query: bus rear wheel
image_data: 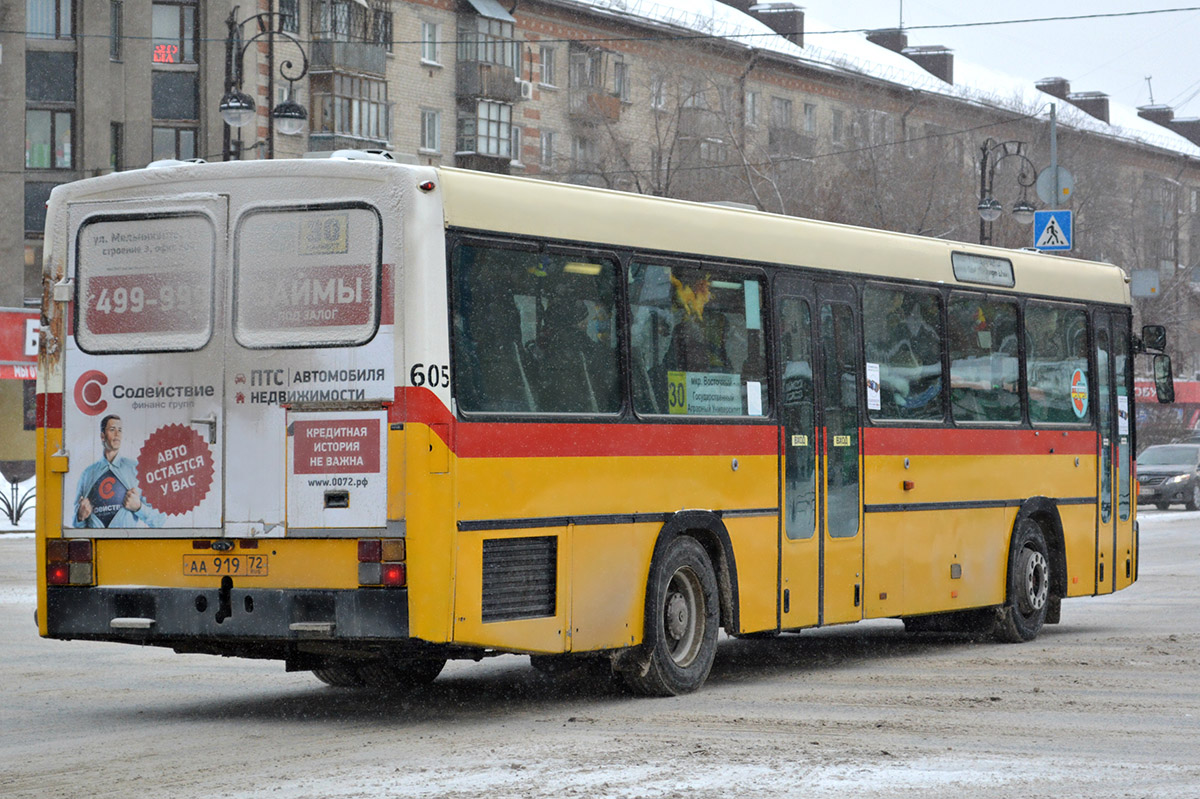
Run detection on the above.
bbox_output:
[995,519,1051,643]
[312,663,365,688]
[622,536,719,696]
[358,657,447,690]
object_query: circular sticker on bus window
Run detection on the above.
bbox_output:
[1070,369,1089,419]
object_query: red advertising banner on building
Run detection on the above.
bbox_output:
[0,308,38,380]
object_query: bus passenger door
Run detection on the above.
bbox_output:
[777,285,819,629]
[1096,311,1134,591]
[817,284,864,625]
[776,279,864,628]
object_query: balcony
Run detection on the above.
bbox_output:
[569,91,621,124]
[768,128,815,158]
[456,61,519,102]
[309,40,387,75]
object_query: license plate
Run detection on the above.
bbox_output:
[183,554,268,577]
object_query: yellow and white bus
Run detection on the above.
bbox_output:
[36,155,1174,695]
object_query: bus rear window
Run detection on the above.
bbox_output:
[234,205,381,349]
[75,212,215,353]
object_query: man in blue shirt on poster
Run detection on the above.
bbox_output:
[73,414,165,528]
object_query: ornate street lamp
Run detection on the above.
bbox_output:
[220,5,310,160]
[978,139,1039,245]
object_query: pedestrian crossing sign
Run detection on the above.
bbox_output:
[1033,210,1072,251]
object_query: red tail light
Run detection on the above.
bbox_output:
[357,538,406,588]
[47,562,71,586]
[46,538,94,586]
[381,562,406,587]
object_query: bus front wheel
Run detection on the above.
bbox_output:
[622,535,719,696]
[995,519,1051,643]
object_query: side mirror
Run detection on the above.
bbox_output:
[1142,325,1167,352]
[1153,354,1175,403]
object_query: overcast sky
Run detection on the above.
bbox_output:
[798,1,1200,116]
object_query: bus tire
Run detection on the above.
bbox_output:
[995,519,1051,643]
[358,657,447,690]
[622,536,719,696]
[312,663,366,688]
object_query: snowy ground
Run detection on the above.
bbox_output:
[3,509,1198,798]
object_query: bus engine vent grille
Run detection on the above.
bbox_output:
[482,536,557,623]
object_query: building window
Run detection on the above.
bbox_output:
[373,8,392,52]
[310,73,390,141]
[26,49,75,170]
[682,80,706,109]
[280,0,299,34]
[511,126,523,165]
[770,96,792,129]
[745,90,759,127]
[614,60,630,102]
[152,126,196,161]
[420,21,439,63]
[110,1,122,60]
[458,100,512,158]
[698,138,727,163]
[539,45,556,86]
[25,183,55,234]
[27,51,76,103]
[458,16,515,68]
[803,102,816,135]
[420,109,440,152]
[832,109,845,143]
[152,71,198,120]
[650,77,666,110]
[540,130,556,168]
[28,0,73,39]
[110,122,123,171]
[25,110,71,169]
[571,135,596,170]
[151,1,197,64]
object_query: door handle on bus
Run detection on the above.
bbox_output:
[190,413,218,444]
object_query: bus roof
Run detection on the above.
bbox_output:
[436,166,1130,306]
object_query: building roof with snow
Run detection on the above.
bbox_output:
[560,0,1200,158]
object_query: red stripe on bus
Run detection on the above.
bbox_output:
[864,427,1097,457]
[38,391,63,429]
[455,420,778,458]
[394,387,776,457]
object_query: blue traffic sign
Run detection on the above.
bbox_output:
[1033,209,1072,251]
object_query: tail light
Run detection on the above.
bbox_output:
[46,538,94,586]
[358,538,406,587]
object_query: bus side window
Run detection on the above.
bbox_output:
[451,244,538,413]
[1026,303,1090,425]
[948,295,1020,423]
[629,262,768,417]
[451,243,620,415]
[863,285,944,421]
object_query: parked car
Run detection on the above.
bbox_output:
[1137,444,1200,510]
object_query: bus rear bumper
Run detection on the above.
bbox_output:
[43,586,410,648]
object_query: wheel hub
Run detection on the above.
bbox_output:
[1021,549,1049,615]
[666,592,690,640]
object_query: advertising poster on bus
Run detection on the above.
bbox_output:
[62,199,394,536]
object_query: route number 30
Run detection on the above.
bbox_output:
[410,363,450,388]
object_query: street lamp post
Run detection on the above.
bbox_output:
[220,4,310,161]
[977,138,1039,246]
